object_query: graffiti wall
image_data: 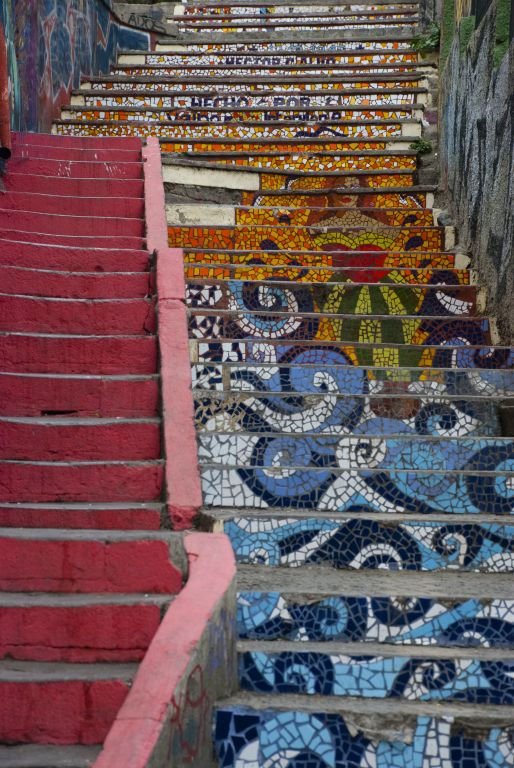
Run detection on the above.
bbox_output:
[0,0,149,133]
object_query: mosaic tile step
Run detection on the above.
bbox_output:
[214,699,514,768]
[178,22,417,35]
[183,251,452,271]
[190,362,514,397]
[150,41,415,55]
[112,63,424,78]
[193,391,500,436]
[161,140,416,155]
[192,339,514,370]
[235,567,514,646]
[180,12,418,25]
[201,458,514,513]
[77,92,423,111]
[185,281,476,317]
[184,2,419,13]
[197,434,514,472]
[62,107,422,126]
[184,265,469,286]
[227,206,433,226]
[164,152,418,173]
[170,223,442,252]
[188,312,489,347]
[239,187,432,207]
[54,120,417,140]
[238,642,514,703]
[217,516,514,566]
[89,77,427,94]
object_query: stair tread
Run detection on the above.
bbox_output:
[0,659,137,681]
[0,744,101,768]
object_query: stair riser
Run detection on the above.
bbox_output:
[194,394,499,436]
[0,422,161,461]
[0,295,155,335]
[237,591,514,647]
[186,283,475,317]
[239,649,514,703]
[11,147,141,162]
[0,193,144,218]
[0,506,162,530]
[11,133,142,149]
[191,363,514,398]
[92,80,425,93]
[0,463,163,503]
[144,42,414,58]
[0,335,157,375]
[6,159,143,180]
[214,706,514,766]
[0,269,153,299]
[0,604,162,662]
[0,680,129,745]
[63,108,420,123]
[3,173,144,198]
[0,245,151,273]
[0,210,144,238]
[0,376,158,418]
[0,229,144,250]
[0,538,179,593]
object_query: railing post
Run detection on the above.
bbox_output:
[0,24,11,160]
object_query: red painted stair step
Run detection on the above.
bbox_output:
[0,267,153,299]
[0,662,133,745]
[3,172,144,198]
[0,334,157,374]
[0,460,164,503]
[0,594,169,662]
[0,531,181,592]
[6,158,143,180]
[0,191,145,218]
[0,418,161,461]
[0,503,163,530]
[11,132,142,149]
[0,373,159,418]
[0,242,152,272]
[0,209,144,238]
[0,295,156,335]
[11,146,142,162]
[0,229,144,249]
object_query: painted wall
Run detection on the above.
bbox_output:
[0,0,150,133]
[439,0,514,341]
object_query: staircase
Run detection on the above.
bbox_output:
[0,132,185,766]
[51,0,514,764]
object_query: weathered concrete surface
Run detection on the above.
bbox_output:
[439,3,514,341]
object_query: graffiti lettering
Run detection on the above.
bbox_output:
[127,13,166,34]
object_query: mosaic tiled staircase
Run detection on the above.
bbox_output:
[54,0,514,764]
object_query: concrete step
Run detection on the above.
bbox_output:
[207,512,514,569]
[0,460,164,503]
[0,502,164,530]
[214,694,514,765]
[0,373,158,418]
[0,417,161,461]
[0,333,157,374]
[237,639,514,703]
[0,209,144,238]
[0,241,152,273]
[0,660,135,745]
[185,280,476,316]
[0,191,145,219]
[0,744,100,767]
[193,390,500,436]
[0,295,155,335]
[0,592,171,662]
[0,528,183,592]
[0,266,153,299]
[236,566,514,646]
[190,362,514,398]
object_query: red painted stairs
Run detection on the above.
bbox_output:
[0,132,184,767]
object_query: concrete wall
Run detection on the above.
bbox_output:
[0,0,150,134]
[439,1,514,341]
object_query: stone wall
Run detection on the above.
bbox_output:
[439,1,513,341]
[0,0,150,133]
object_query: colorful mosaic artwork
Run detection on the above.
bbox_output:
[55,0,514,761]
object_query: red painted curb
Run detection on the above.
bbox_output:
[142,137,202,530]
[93,533,236,768]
